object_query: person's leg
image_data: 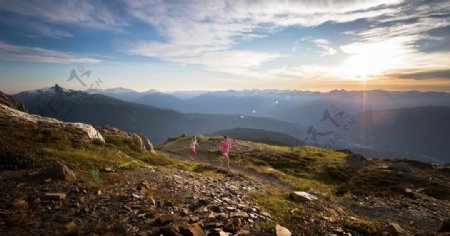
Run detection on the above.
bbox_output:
[190,148,195,160]
[224,153,230,169]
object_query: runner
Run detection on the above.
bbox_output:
[219,135,231,169]
[188,135,198,160]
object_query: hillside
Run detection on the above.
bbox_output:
[13,85,306,144]
[1,94,450,235]
[0,91,27,112]
[345,106,450,163]
[160,135,450,235]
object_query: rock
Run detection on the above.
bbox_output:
[139,180,151,190]
[190,216,200,223]
[65,221,78,233]
[261,212,272,219]
[210,205,221,213]
[160,225,183,236]
[180,224,204,236]
[138,133,155,153]
[14,199,28,210]
[275,224,292,236]
[33,198,41,205]
[198,199,211,206]
[438,218,450,232]
[402,188,416,199]
[148,196,156,206]
[41,193,67,201]
[377,223,408,236]
[208,229,229,236]
[289,191,318,203]
[207,212,217,220]
[231,211,249,218]
[67,122,105,142]
[164,200,174,207]
[103,167,113,172]
[44,161,76,183]
[157,214,177,225]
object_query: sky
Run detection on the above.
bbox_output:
[0,0,450,93]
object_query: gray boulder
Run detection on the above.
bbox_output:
[289,191,318,203]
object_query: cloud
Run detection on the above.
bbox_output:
[122,0,403,76]
[0,41,100,64]
[32,24,73,38]
[0,0,125,29]
[397,69,450,80]
[312,39,337,57]
[336,15,450,78]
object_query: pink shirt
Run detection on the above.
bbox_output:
[220,139,231,152]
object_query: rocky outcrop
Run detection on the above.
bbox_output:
[99,127,155,153]
[0,91,27,112]
[67,123,105,142]
[0,103,105,142]
[137,133,155,153]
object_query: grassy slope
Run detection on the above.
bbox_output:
[2,103,449,235]
[159,135,450,234]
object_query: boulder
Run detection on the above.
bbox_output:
[138,133,155,153]
[275,224,292,236]
[67,123,105,142]
[289,191,318,203]
[44,161,76,183]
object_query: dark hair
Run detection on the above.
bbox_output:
[224,135,228,139]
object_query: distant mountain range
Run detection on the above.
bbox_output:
[88,88,450,126]
[13,85,305,144]
[11,86,450,163]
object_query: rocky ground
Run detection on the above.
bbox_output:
[0,163,276,236]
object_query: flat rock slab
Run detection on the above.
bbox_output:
[289,191,318,203]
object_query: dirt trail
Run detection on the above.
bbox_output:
[161,150,294,191]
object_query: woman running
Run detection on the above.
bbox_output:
[189,135,198,160]
[219,135,231,169]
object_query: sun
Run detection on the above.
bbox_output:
[336,37,411,80]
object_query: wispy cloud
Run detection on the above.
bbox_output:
[0,41,100,64]
[0,0,125,30]
[122,0,402,76]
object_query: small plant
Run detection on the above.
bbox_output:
[91,166,101,181]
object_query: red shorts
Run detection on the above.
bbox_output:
[189,147,197,156]
[221,149,229,155]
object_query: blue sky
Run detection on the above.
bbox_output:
[0,0,449,93]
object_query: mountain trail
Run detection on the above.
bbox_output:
[162,150,294,191]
